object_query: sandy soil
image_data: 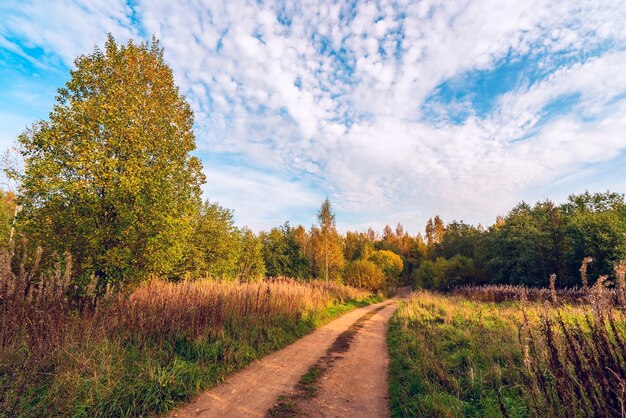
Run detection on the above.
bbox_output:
[295,301,399,417]
[168,299,393,418]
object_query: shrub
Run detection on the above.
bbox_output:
[412,255,475,291]
[343,259,386,292]
[369,249,403,279]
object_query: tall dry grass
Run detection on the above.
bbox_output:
[390,288,626,417]
[0,249,372,417]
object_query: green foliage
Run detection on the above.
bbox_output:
[413,255,475,291]
[261,222,311,278]
[428,191,626,288]
[186,201,241,278]
[342,259,385,291]
[10,35,204,287]
[368,249,403,279]
[235,228,265,282]
[412,259,436,289]
[563,193,626,284]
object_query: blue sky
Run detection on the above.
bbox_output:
[1,0,626,233]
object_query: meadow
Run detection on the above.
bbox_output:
[389,285,626,417]
[0,254,376,417]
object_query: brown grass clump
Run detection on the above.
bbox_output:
[390,289,626,417]
[0,249,371,416]
[580,256,593,291]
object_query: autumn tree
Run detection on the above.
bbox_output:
[369,249,403,279]
[344,231,374,261]
[10,35,205,289]
[343,259,385,291]
[425,215,445,248]
[311,198,344,282]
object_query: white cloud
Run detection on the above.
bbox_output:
[2,0,626,233]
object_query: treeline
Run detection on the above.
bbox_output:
[413,191,626,290]
[3,35,624,297]
[1,35,406,299]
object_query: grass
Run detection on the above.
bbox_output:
[0,267,380,417]
[388,289,626,417]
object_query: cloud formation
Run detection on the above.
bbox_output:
[1,0,626,232]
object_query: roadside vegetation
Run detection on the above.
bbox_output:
[390,262,626,417]
[2,32,626,418]
[0,263,376,417]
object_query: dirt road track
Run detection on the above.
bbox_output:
[294,301,399,417]
[169,298,397,417]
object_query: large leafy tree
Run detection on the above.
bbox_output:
[11,35,205,288]
[562,192,626,284]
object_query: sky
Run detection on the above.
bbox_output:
[1,0,626,234]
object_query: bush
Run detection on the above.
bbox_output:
[369,249,403,279]
[412,255,475,291]
[413,260,436,289]
[343,259,386,291]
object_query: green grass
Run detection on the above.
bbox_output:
[387,291,626,418]
[2,289,381,418]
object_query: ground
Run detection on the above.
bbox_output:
[169,288,410,417]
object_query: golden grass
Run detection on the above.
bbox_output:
[389,289,626,417]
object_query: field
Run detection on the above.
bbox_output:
[389,288,626,417]
[0,268,377,417]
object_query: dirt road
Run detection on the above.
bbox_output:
[169,289,410,417]
[293,301,399,417]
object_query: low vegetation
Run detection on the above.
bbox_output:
[389,285,626,417]
[0,257,376,417]
[3,33,626,417]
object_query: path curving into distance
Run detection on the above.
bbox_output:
[169,288,411,418]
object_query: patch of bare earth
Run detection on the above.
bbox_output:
[268,287,411,418]
[168,301,391,418]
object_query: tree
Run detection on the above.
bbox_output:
[344,231,374,261]
[563,192,626,284]
[413,255,475,290]
[311,198,344,282]
[369,250,403,279]
[413,260,436,289]
[186,201,241,278]
[261,222,311,278]
[425,215,445,255]
[10,35,205,289]
[343,259,385,291]
[433,255,475,290]
[236,228,265,282]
